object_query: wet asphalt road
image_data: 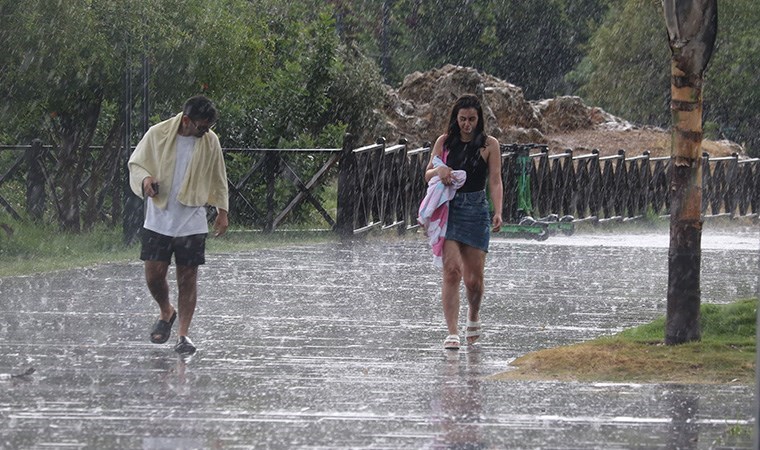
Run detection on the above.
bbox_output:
[0,226,758,449]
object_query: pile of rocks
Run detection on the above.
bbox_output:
[367,64,742,158]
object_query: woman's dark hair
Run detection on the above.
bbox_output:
[183,95,218,124]
[444,94,486,150]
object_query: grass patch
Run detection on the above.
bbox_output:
[0,224,135,277]
[571,214,758,235]
[206,229,337,253]
[0,221,339,277]
[491,298,757,384]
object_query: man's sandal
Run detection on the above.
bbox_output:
[443,334,460,350]
[174,336,196,355]
[465,320,482,345]
[149,310,177,344]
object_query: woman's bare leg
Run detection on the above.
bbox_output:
[460,245,486,344]
[441,240,463,337]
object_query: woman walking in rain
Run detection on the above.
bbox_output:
[423,94,502,350]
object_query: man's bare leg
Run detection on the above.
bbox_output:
[145,260,176,342]
[176,265,198,337]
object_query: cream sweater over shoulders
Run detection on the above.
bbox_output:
[128,113,229,212]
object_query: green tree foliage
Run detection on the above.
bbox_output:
[145,0,272,123]
[0,0,134,231]
[482,1,582,98]
[1,1,109,142]
[0,0,386,231]
[5,0,756,232]
[571,0,671,127]
[703,0,760,153]
[573,0,760,156]
[362,0,610,99]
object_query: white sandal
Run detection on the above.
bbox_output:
[465,320,482,344]
[443,334,460,350]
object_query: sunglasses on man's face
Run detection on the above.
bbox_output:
[189,118,215,133]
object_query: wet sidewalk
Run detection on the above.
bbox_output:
[0,228,758,449]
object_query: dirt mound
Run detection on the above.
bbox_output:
[372,64,744,158]
[547,126,743,158]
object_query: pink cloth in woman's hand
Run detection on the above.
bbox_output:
[417,156,466,268]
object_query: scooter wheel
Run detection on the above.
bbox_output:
[534,229,549,241]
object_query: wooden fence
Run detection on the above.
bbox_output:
[0,140,346,238]
[336,135,431,236]
[1,136,758,239]
[0,140,124,228]
[337,140,760,234]
[500,145,760,224]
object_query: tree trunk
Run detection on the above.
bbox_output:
[336,133,357,237]
[52,94,103,233]
[25,139,47,222]
[662,0,717,345]
[57,134,81,233]
[83,116,123,231]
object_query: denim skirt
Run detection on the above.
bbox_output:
[445,190,490,252]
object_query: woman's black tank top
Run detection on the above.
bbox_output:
[445,140,488,193]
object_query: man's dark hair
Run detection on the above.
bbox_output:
[183,95,218,123]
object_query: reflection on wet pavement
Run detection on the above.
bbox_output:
[0,228,757,448]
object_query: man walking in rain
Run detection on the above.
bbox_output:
[128,95,229,355]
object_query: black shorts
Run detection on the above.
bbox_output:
[140,229,207,266]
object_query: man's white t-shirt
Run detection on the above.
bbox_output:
[144,135,209,237]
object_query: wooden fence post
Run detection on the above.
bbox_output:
[397,139,409,235]
[25,139,46,222]
[263,151,279,233]
[641,151,652,216]
[372,137,385,226]
[627,158,640,217]
[752,161,760,215]
[122,138,143,246]
[535,148,550,218]
[588,150,601,219]
[725,153,739,217]
[405,141,430,232]
[613,149,627,217]
[336,133,357,237]
[702,152,712,215]
[737,159,758,216]
[122,171,144,246]
[500,148,516,223]
[561,150,574,217]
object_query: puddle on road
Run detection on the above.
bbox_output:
[0,231,756,448]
